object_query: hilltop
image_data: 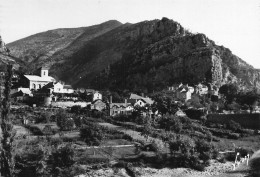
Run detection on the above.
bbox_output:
[7,18,260,91]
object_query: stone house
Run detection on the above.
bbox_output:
[176,84,194,101]
[91,100,107,111]
[41,82,74,94]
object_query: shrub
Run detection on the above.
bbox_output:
[49,138,63,147]
[227,132,240,139]
[70,105,81,114]
[56,110,75,131]
[226,120,242,132]
[122,134,133,141]
[15,144,49,176]
[235,147,253,157]
[42,125,54,136]
[249,156,260,177]
[80,123,105,146]
[25,125,43,135]
[51,144,75,168]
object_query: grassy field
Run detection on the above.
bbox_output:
[213,135,260,152]
[0,125,29,136]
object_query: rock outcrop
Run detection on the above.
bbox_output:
[0,35,9,54]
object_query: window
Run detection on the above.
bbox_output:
[38,84,41,89]
[33,83,36,89]
[43,71,46,76]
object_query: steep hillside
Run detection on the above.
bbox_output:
[7,20,122,72]
[7,18,260,91]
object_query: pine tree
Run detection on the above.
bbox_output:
[0,65,16,177]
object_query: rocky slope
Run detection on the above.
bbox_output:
[7,18,260,91]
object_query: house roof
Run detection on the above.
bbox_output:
[38,66,49,70]
[18,88,32,95]
[174,109,186,117]
[64,85,73,89]
[127,99,137,105]
[142,98,154,105]
[129,93,154,105]
[129,93,143,99]
[92,99,105,104]
[110,103,132,108]
[24,75,55,82]
[42,82,63,89]
[85,89,95,93]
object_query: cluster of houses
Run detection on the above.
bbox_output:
[169,83,219,102]
[11,66,156,117]
[10,66,223,118]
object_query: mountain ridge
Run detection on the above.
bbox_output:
[6,18,260,91]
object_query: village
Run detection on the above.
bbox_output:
[0,1,260,175]
[2,66,258,177]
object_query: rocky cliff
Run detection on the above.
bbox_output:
[0,35,19,68]
[6,18,260,91]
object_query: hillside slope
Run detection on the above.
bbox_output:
[7,18,260,91]
[7,20,122,72]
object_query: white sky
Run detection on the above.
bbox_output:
[0,0,260,67]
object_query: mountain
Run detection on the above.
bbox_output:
[7,18,260,92]
[7,20,122,72]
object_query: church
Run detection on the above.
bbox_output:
[20,67,56,90]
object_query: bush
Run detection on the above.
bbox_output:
[235,147,253,157]
[227,132,240,139]
[25,125,43,135]
[51,144,75,168]
[249,156,260,177]
[56,110,75,131]
[15,144,49,176]
[80,123,105,146]
[226,120,242,132]
[49,138,63,147]
[70,105,81,114]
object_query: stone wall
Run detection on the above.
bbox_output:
[51,101,89,108]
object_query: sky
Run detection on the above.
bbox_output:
[0,0,260,67]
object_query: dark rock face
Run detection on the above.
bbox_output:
[6,18,260,91]
[0,35,8,54]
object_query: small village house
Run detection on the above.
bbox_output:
[109,96,133,116]
[176,84,194,101]
[91,99,107,111]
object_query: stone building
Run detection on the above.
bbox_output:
[20,67,55,90]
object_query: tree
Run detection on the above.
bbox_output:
[238,90,259,113]
[0,65,16,177]
[151,92,179,115]
[219,84,238,103]
[158,114,183,133]
[56,110,75,131]
[51,144,74,168]
[80,123,105,146]
[140,115,152,141]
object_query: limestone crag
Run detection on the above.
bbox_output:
[0,35,18,67]
[0,35,9,54]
